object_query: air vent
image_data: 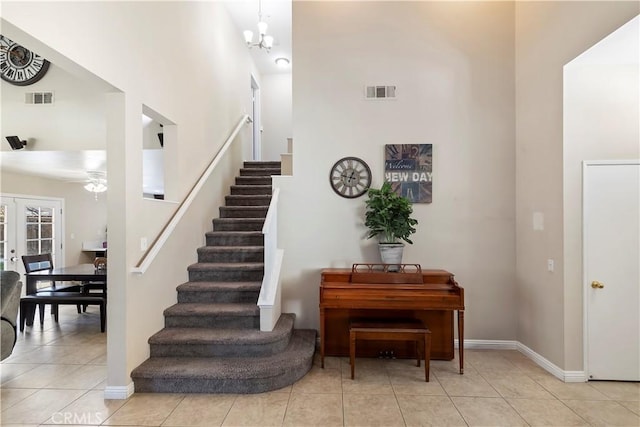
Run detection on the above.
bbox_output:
[25,91,54,105]
[365,85,396,100]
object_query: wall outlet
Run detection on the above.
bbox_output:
[547,259,554,272]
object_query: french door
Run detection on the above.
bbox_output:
[0,195,63,277]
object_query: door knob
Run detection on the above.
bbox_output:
[10,256,18,262]
[591,281,604,289]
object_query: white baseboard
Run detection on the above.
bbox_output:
[104,382,135,400]
[461,339,587,383]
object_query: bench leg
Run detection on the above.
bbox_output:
[100,302,106,333]
[424,331,431,382]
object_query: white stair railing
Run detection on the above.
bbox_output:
[257,187,283,331]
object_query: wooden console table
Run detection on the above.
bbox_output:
[319,267,465,374]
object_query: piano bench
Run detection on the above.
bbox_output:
[349,320,431,382]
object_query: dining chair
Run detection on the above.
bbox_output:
[21,253,82,322]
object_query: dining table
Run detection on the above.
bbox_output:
[24,263,107,326]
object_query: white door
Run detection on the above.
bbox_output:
[584,161,640,381]
[0,196,63,277]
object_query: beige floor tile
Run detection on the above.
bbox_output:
[562,399,640,426]
[535,377,612,400]
[312,354,342,370]
[0,389,86,425]
[431,359,477,376]
[222,391,289,427]
[465,350,520,373]
[162,394,236,426]
[0,363,39,385]
[451,396,527,426]
[484,372,555,399]
[588,381,640,401]
[282,393,343,427]
[41,390,127,425]
[435,371,500,398]
[343,394,404,427]
[619,400,640,416]
[292,366,342,394]
[388,369,447,396]
[0,388,38,411]
[342,367,394,395]
[397,395,466,426]
[102,393,184,426]
[42,364,106,390]
[2,363,80,389]
[507,398,589,426]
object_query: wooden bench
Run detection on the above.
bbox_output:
[350,320,431,381]
[20,292,106,333]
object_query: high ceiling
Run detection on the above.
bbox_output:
[224,0,292,75]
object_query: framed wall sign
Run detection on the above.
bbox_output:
[384,144,433,203]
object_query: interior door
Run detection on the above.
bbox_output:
[584,161,640,381]
[0,196,63,277]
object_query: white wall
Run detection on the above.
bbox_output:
[283,1,517,339]
[1,1,257,393]
[1,63,106,151]
[261,73,292,160]
[515,2,639,370]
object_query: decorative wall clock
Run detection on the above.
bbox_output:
[329,156,372,198]
[0,35,50,86]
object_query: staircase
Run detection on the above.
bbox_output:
[131,161,316,394]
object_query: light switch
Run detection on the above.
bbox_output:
[547,259,554,272]
[140,237,148,251]
[533,212,544,231]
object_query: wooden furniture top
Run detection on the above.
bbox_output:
[320,268,464,311]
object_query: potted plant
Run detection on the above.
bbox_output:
[364,182,418,268]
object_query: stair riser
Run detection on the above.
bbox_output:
[132,360,311,394]
[188,269,264,282]
[197,249,263,263]
[205,233,263,246]
[219,207,268,218]
[165,315,259,329]
[243,161,281,169]
[240,168,281,177]
[177,291,259,304]
[235,177,272,186]
[150,337,289,358]
[225,196,272,206]
[213,219,264,231]
[230,186,272,196]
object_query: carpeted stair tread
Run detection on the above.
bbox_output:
[164,302,259,317]
[198,246,263,253]
[149,313,294,346]
[188,262,264,271]
[243,161,281,168]
[177,281,261,293]
[131,329,316,393]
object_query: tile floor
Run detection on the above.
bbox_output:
[1,306,639,426]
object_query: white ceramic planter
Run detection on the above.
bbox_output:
[378,243,404,271]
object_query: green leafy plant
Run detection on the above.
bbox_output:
[364,182,418,244]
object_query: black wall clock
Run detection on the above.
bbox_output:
[329,156,372,198]
[0,35,50,86]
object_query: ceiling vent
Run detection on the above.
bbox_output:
[25,91,54,105]
[365,85,396,100]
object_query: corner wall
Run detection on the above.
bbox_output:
[514,1,639,370]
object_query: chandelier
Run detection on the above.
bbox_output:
[84,171,107,200]
[243,0,274,51]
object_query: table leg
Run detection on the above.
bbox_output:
[458,310,464,374]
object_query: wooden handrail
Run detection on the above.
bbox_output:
[131,114,249,274]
